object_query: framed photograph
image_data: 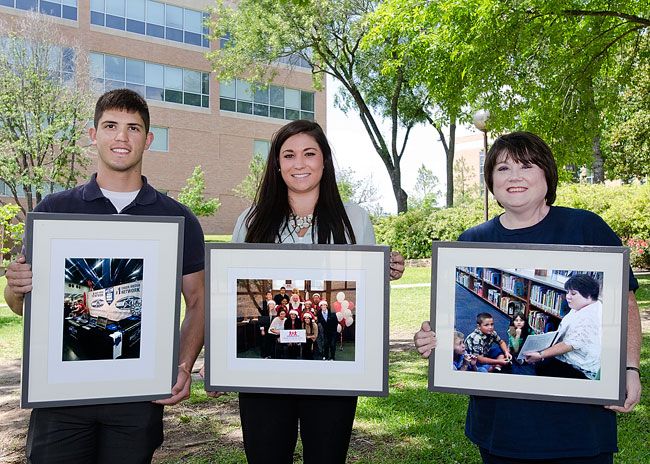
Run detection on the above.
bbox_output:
[204,243,390,396]
[22,212,184,408]
[429,241,629,406]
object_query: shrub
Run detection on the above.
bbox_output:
[374,183,650,263]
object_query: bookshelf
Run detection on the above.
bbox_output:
[455,267,573,334]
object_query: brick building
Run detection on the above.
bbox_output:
[0,0,326,233]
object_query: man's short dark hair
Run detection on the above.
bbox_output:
[280,286,286,291]
[94,89,150,133]
[476,312,494,325]
[484,131,558,206]
[564,274,600,300]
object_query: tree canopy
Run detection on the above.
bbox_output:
[205,0,436,213]
[178,165,221,217]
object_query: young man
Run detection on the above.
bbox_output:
[317,300,339,360]
[273,286,288,306]
[464,312,512,372]
[4,89,205,463]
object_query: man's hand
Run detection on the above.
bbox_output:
[154,364,191,406]
[414,321,437,359]
[4,254,33,315]
[605,369,641,413]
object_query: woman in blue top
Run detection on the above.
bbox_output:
[414,131,641,463]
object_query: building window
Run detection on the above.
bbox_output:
[1,0,77,21]
[89,0,209,48]
[149,126,168,151]
[220,79,314,121]
[90,52,210,108]
[254,140,270,157]
[0,38,76,85]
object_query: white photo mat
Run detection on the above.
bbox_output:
[429,242,628,406]
[205,243,390,396]
[22,213,184,408]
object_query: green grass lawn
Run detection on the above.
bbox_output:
[204,234,232,243]
[392,266,431,286]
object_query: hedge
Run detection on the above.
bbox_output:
[374,183,650,267]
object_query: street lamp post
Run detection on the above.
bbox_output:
[473,110,490,221]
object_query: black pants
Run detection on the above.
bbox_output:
[535,357,589,379]
[26,402,163,464]
[322,332,337,360]
[480,448,613,464]
[239,393,357,464]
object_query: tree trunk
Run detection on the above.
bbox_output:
[591,133,604,183]
[446,123,456,208]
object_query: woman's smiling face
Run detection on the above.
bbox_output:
[491,155,548,213]
[278,133,324,197]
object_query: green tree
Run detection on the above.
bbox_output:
[0,13,92,215]
[178,165,221,217]
[470,1,650,182]
[453,157,481,206]
[205,0,433,213]
[0,203,23,264]
[233,152,266,203]
[409,164,440,212]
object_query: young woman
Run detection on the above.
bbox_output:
[231,120,404,463]
[414,132,641,463]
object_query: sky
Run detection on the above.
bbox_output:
[325,76,477,213]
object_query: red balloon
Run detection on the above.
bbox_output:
[348,301,355,310]
[333,301,342,312]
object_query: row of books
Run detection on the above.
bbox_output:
[483,268,501,286]
[502,273,526,296]
[500,297,526,316]
[529,310,559,334]
[530,285,568,316]
[456,272,470,288]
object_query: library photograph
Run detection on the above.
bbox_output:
[454,266,604,381]
[234,279,357,362]
[62,258,144,362]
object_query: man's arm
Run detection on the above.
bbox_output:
[4,254,33,316]
[606,290,642,413]
[155,269,205,405]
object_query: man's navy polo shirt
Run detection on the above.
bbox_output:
[35,173,204,275]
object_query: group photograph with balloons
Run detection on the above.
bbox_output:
[234,279,358,362]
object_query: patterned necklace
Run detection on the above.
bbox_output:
[289,213,313,230]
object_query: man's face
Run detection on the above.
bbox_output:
[321,304,328,312]
[478,318,494,335]
[90,109,153,174]
[266,292,272,300]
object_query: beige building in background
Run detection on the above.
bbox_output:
[0,0,326,233]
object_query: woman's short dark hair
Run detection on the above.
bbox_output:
[244,120,356,244]
[564,274,600,300]
[484,131,558,206]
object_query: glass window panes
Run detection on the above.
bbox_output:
[146,0,164,24]
[220,80,235,99]
[253,86,268,104]
[236,81,252,101]
[184,9,201,33]
[270,85,284,106]
[202,73,210,94]
[105,55,125,81]
[254,140,270,157]
[220,79,315,121]
[90,53,104,78]
[126,0,144,20]
[301,91,314,112]
[183,69,201,93]
[105,0,124,16]
[90,0,104,12]
[149,126,168,151]
[92,53,208,108]
[285,88,300,109]
[165,4,183,29]
[126,59,144,84]
[164,66,182,90]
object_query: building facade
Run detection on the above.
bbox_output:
[0,0,326,233]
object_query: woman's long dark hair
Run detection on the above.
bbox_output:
[244,120,356,244]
